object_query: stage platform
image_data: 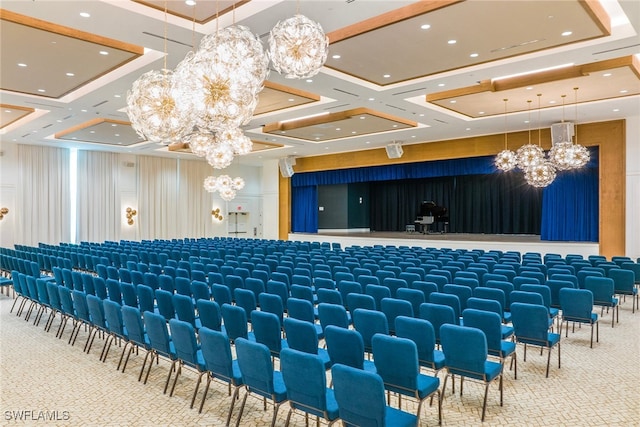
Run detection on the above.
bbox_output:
[288,231,599,258]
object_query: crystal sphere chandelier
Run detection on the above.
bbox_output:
[184,131,215,158]
[269,14,329,79]
[174,25,268,133]
[516,144,544,170]
[525,162,557,187]
[495,149,518,171]
[206,141,235,169]
[204,174,246,201]
[568,143,590,169]
[548,141,574,171]
[216,127,253,155]
[126,69,193,143]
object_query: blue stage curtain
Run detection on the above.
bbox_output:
[291,186,318,233]
[540,167,599,242]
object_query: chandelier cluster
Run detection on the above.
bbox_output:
[495,90,589,188]
[126,3,328,200]
[204,175,245,201]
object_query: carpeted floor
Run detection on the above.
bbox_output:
[1,289,638,427]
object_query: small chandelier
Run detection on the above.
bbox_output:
[495,98,517,172]
[525,162,557,187]
[204,175,245,201]
[269,14,329,79]
[184,131,216,158]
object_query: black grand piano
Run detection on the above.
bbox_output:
[415,201,449,234]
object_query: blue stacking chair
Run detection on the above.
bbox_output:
[346,293,376,313]
[221,303,253,343]
[466,297,514,340]
[380,298,413,334]
[352,308,389,355]
[155,289,176,321]
[418,303,455,345]
[510,303,561,378]
[287,298,323,339]
[331,363,419,427]
[259,293,285,326]
[44,281,64,333]
[173,293,200,329]
[167,319,207,407]
[121,306,153,379]
[280,348,340,426]
[584,276,619,327]
[142,311,178,392]
[103,299,129,368]
[235,338,288,427]
[324,325,376,373]
[197,299,224,332]
[559,288,599,348]
[440,324,503,422]
[197,328,244,419]
[318,303,350,332]
[396,288,425,318]
[429,292,461,324]
[372,334,441,424]
[608,268,638,313]
[365,284,391,311]
[211,284,232,306]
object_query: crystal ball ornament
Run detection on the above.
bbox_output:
[548,141,574,171]
[495,149,518,172]
[269,14,329,79]
[525,162,557,187]
[516,144,544,171]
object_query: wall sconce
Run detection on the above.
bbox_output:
[126,207,137,225]
[0,207,8,220]
[211,208,223,221]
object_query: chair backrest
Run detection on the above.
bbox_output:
[395,316,437,368]
[221,303,248,342]
[46,281,62,310]
[546,279,576,307]
[85,293,106,328]
[429,292,461,322]
[440,324,488,379]
[106,278,122,303]
[197,299,222,331]
[199,327,237,383]
[169,318,201,367]
[266,280,289,305]
[258,292,285,325]
[122,306,146,347]
[608,268,635,292]
[365,284,391,310]
[372,333,420,392]
[380,298,414,333]
[352,308,389,352]
[443,284,472,311]
[287,297,316,323]
[466,297,502,317]
[173,293,197,328]
[103,299,126,337]
[324,325,365,369]
[484,280,514,307]
[317,288,343,306]
[143,311,175,358]
[382,277,408,298]
[520,284,552,309]
[155,289,175,321]
[284,317,320,355]
[281,348,329,416]
[120,282,138,307]
[191,280,211,303]
[337,280,362,308]
[510,290,544,308]
[235,338,277,397]
[251,310,284,356]
[461,308,502,353]
[510,303,551,344]
[418,302,456,343]
[211,284,232,306]
[331,364,395,427]
[472,287,506,313]
[72,290,91,323]
[318,303,349,331]
[346,293,376,312]
[584,276,615,305]
[234,288,257,318]
[559,288,594,319]
[395,287,425,316]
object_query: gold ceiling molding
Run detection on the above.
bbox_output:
[0,104,35,129]
[0,9,143,54]
[262,107,418,142]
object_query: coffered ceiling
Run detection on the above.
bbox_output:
[0,0,638,167]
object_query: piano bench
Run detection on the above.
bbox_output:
[405,224,416,233]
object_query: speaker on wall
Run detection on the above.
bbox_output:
[385,142,404,159]
[551,122,574,145]
[279,158,295,178]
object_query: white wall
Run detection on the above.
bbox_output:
[626,114,640,260]
[0,142,18,248]
[261,159,280,241]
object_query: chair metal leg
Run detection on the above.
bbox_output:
[590,323,594,348]
[284,407,293,427]
[198,376,212,414]
[116,342,130,370]
[441,373,449,404]
[162,360,176,393]
[190,371,206,409]
[235,389,250,427]
[169,362,182,396]
[523,343,527,362]
[270,401,283,427]
[225,385,241,426]
[545,346,551,378]
[481,382,490,422]
[459,376,464,396]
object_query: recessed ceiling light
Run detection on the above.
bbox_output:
[325,147,329,149]
[80,12,90,18]
[185,0,196,5]
[561,31,572,36]
[89,131,95,134]
[37,89,46,93]
[469,53,479,58]
[115,134,120,137]
[419,113,424,117]
[360,116,365,120]
[466,128,471,131]
[368,97,375,101]
[524,120,530,123]
[383,74,391,78]
[56,120,62,123]
[288,98,295,102]
[335,128,341,131]
[99,51,109,55]
[420,24,431,30]
[603,73,612,77]
[613,108,620,112]
[17,63,27,67]
[281,131,286,134]
[365,141,370,144]
[549,100,556,104]
[114,94,121,98]
[351,131,357,134]
[620,89,628,93]
[111,124,117,127]
[66,72,75,77]
[450,100,457,104]
[5,109,12,113]
[478,111,485,115]
[526,87,533,90]
[411,135,416,138]
[447,39,457,44]
[306,79,313,83]
[392,124,398,128]
[81,109,87,112]
[438,83,445,87]
[332,54,341,59]
[315,137,320,140]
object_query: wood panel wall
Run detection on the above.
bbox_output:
[279,119,626,258]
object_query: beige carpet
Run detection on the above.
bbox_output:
[1,291,638,427]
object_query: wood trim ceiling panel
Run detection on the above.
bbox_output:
[425,56,640,118]
[133,0,249,25]
[0,9,143,98]
[0,104,35,129]
[168,139,283,154]
[54,119,144,146]
[325,0,610,86]
[263,108,418,142]
[254,81,321,116]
